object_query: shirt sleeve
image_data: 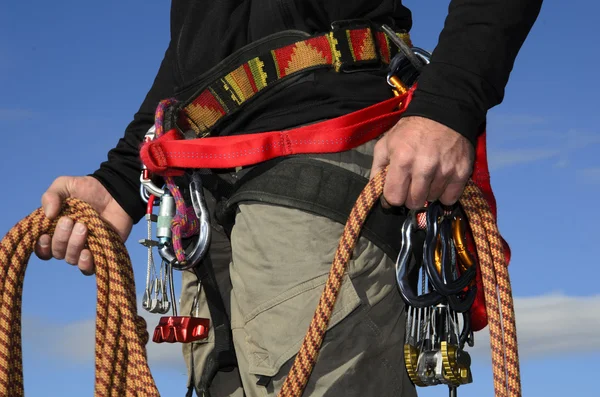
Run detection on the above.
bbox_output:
[91,42,180,223]
[401,0,543,146]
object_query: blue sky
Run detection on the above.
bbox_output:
[0,1,598,396]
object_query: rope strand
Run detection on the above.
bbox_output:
[0,198,160,397]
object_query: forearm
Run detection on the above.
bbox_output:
[403,0,543,145]
[92,44,179,223]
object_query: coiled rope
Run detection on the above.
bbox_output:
[0,169,519,397]
[277,171,521,397]
[0,198,160,396]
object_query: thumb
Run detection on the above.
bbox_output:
[370,134,391,179]
[41,176,73,219]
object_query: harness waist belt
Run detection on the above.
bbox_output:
[141,93,408,176]
[172,20,412,136]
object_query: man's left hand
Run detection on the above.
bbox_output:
[370,116,475,209]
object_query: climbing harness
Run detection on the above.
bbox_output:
[139,24,521,397]
[0,19,520,397]
[139,20,520,397]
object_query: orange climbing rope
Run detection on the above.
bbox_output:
[277,171,522,397]
[460,183,521,397]
[0,171,519,397]
[0,198,160,397]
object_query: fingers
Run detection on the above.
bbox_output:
[439,180,468,206]
[383,162,411,208]
[65,222,88,265]
[370,136,390,179]
[35,175,99,275]
[426,169,449,203]
[78,249,95,276]
[43,217,95,275]
[51,217,73,260]
[34,234,52,260]
[383,150,435,210]
[370,116,475,210]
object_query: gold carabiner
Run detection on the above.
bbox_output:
[389,75,409,96]
[432,214,477,284]
[452,215,476,274]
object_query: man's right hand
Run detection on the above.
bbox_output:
[35,176,134,275]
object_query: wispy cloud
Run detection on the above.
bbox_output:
[576,167,600,184]
[487,128,600,170]
[22,301,187,373]
[20,293,600,372]
[488,148,560,170]
[0,108,36,121]
[470,293,600,360]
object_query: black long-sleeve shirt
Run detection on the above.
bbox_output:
[92,0,543,223]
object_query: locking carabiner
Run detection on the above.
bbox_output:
[382,24,432,96]
[423,202,476,297]
[452,210,477,274]
[395,211,444,308]
[440,217,478,313]
[157,172,211,271]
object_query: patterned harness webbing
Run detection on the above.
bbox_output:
[178,25,411,135]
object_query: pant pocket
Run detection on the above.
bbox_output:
[238,271,361,378]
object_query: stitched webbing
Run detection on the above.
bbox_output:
[0,198,160,396]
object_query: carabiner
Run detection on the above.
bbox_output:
[140,125,166,200]
[423,202,476,296]
[385,37,432,95]
[452,210,477,274]
[436,216,477,313]
[395,212,444,308]
[158,172,211,271]
[459,311,475,349]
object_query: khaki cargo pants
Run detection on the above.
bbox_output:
[179,139,417,397]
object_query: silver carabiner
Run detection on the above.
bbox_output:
[395,210,445,308]
[158,172,211,271]
[140,125,166,201]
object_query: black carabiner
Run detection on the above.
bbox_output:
[439,216,477,312]
[395,212,444,308]
[424,202,476,296]
[459,311,475,349]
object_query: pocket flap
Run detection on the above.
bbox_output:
[242,272,361,377]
